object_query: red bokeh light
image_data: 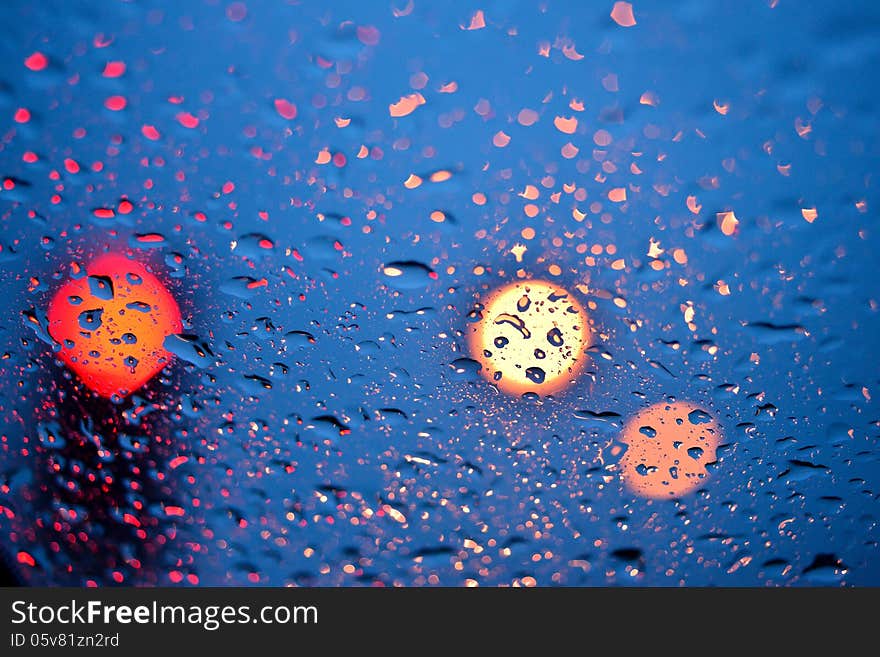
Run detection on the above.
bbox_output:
[47,254,182,398]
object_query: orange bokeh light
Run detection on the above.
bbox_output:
[47,253,183,398]
[618,401,721,499]
[467,279,590,396]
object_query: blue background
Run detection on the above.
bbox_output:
[1,0,878,585]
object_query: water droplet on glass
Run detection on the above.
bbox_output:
[87,275,114,301]
[78,308,103,331]
[525,366,546,384]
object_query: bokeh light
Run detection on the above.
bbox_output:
[618,401,721,499]
[47,254,182,398]
[467,279,590,395]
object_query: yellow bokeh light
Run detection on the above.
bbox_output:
[618,401,721,499]
[467,279,590,395]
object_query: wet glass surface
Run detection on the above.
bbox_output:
[1,0,878,586]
